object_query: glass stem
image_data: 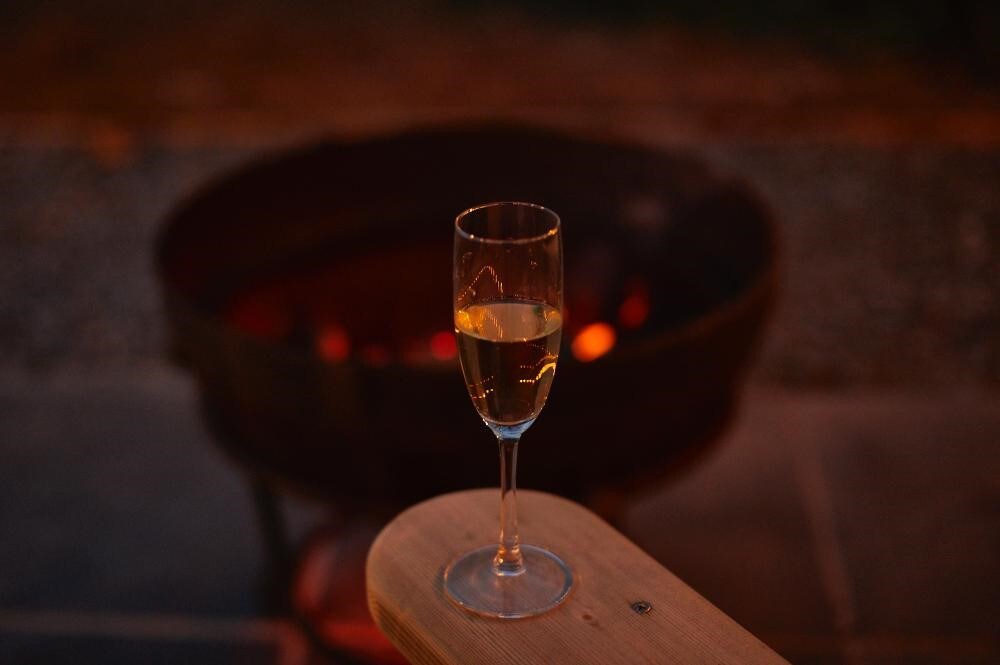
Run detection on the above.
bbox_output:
[493,435,524,576]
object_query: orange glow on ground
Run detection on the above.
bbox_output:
[317,325,350,361]
[429,331,457,360]
[571,322,616,362]
[315,619,409,664]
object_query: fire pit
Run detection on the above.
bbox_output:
[156,125,776,659]
[157,124,776,512]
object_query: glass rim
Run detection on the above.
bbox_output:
[455,201,560,245]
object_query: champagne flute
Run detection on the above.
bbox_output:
[444,202,572,618]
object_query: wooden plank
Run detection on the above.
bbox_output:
[367,489,789,665]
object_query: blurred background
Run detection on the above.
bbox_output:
[1,1,998,664]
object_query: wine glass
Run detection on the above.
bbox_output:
[444,201,573,618]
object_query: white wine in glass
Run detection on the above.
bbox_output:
[454,300,561,426]
[445,202,573,619]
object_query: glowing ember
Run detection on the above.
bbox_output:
[618,293,650,329]
[571,322,616,362]
[317,325,350,362]
[429,331,457,360]
[618,278,650,329]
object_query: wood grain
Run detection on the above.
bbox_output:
[367,489,789,664]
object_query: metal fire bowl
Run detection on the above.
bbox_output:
[156,125,777,517]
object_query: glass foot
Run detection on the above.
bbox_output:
[443,544,573,618]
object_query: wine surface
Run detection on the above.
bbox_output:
[455,299,562,426]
